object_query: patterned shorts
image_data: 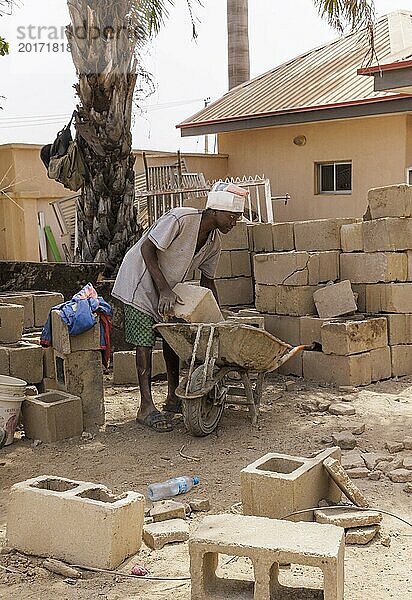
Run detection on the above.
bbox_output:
[124,304,156,347]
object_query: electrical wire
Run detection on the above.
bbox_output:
[283,504,412,528]
[70,564,190,581]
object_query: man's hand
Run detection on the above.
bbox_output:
[158,287,183,319]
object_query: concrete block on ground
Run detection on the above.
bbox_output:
[220,221,249,250]
[364,283,412,313]
[345,525,380,545]
[300,316,331,346]
[150,500,186,523]
[0,303,24,344]
[215,277,253,306]
[22,390,83,442]
[249,223,274,252]
[173,283,223,323]
[215,251,232,278]
[0,293,34,329]
[261,314,301,345]
[0,341,43,384]
[294,217,358,251]
[272,222,295,251]
[54,350,104,429]
[323,457,369,507]
[340,252,407,283]
[321,317,388,355]
[340,222,364,252]
[143,518,189,550]
[303,350,371,386]
[390,345,412,377]
[256,284,319,316]
[230,250,251,277]
[189,513,345,600]
[113,349,166,385]
[314,508,382,528]
[314,281,357,319]
[363,217,412,252]
[368,184,412,219]
[6,475,144,569]
[51,310,101,354]
[29,291,64,328]
[385,314,412,345]
[241,447,341,521]
[370,346,392,382]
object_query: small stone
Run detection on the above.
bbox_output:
[345,525,380,545]
[329,404,356,416]
[43,559,82,579]
[81,432,94,440]
[385,441,404,453]
[341,451,364,470]
[25,386,38,396]
[321,435,333,444]
[345,467,370,479]
[380,533,391,547]
[338,386,357,393]
[368,471,381,481]
[284,380,298,392]
[404,437,412,450]
[317,399,332,412]
[388,468,412,483]
[314,507,382,528]
[351,423,365,435]
[318,499,332,508]
[150,499,186,523]
[403,456,412,470]
[143,519,189,550]
[300,401,318,413]
[362,453,390,471]
[189,498,211,512]
[377,457,404,473]
[403,482,412,494]
[31,440,42,448]
[332,431,357,450]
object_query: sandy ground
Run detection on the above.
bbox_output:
[0,372,411,599]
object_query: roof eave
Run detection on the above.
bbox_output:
[178,96,412,137]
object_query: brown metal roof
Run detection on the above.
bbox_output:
[178,13,412,135]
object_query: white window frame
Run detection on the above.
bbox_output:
[316,161,352,195]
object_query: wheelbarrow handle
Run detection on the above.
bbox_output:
[270,344,309,372]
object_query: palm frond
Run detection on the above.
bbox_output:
[313,0,375,33]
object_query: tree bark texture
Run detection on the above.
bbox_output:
[227,0,250,90]
[67,0,141,276]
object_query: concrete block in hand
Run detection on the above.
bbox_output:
[0,303,24,344]
[320,317,387,355]
[172,283,223,323]
[314,281,357,319]
[22,390,83,442]
[340,252,407,283]
[368,184,412,219]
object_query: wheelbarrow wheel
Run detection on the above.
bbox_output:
[182,365,226,437]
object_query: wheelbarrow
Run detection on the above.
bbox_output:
[155,322,305,437]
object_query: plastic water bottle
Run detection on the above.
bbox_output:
[148,475,200,501]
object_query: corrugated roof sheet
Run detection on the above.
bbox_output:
[178,12,412,131]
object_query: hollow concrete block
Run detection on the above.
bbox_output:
[0,293,34,329]
[22,390,83,442]
[340,252,407,283]
[241,447,341,522]
[0,303,24,344]
[368,184,412,219]
[51,310,101,354]
[189,514,345,600]
[28,291,64,328]
[6,475,144,570]
[320,317,388,355]
[0,341,44,384]
[54,350,104,429]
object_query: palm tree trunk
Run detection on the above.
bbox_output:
[227,0,250,90]
[67,0,141,276]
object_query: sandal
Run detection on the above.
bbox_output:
[163,400,182,415]
[136,410,174,433]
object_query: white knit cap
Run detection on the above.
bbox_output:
[206,190,245,213]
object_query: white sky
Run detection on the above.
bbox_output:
[0,0,410,152]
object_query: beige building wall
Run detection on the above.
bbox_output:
[218,114,408,222]
[0,144,228,262]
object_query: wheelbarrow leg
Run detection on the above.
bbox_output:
[240,371,259,426]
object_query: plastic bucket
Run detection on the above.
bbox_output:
[0,375,27,446]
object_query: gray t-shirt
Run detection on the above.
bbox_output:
[112,207,221,320]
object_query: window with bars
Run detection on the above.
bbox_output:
[316,161,352,194]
